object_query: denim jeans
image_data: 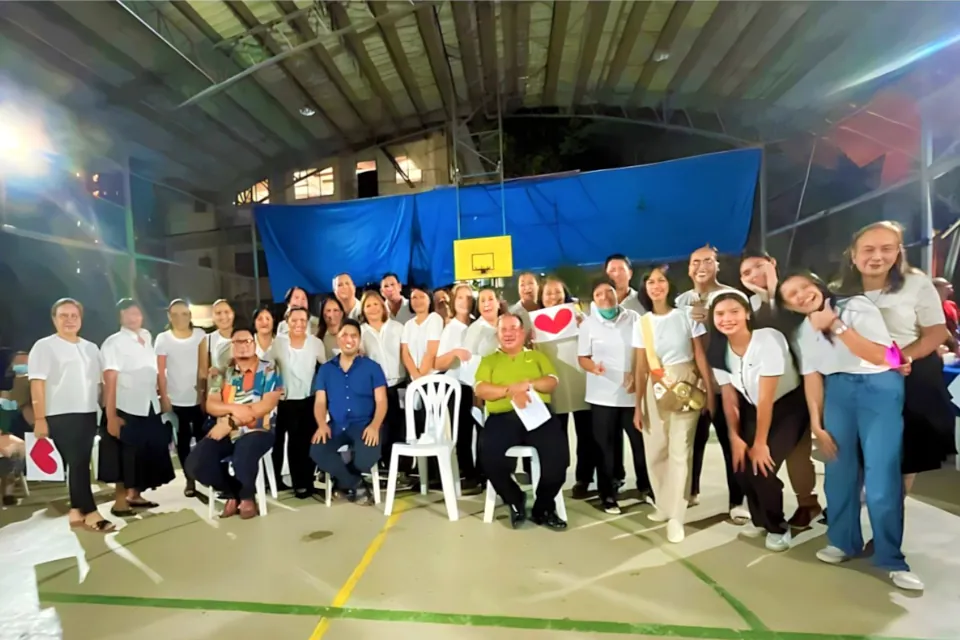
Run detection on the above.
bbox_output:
[823,371,908,571]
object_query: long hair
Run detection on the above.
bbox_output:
[774,270,838,343]
[705,292,754,372]
[831,220,920,296]
[636,265,676,312]
[317,295,345,339]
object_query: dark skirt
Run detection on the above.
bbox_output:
[97,407,176,490]
[902,353,956,474]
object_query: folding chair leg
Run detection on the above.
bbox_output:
[385,449,402,516]
[325,473,333,508]
[418,457,428,496]
[371,465,381,505]
[256,464,267,516]
[482,481,497,524]
[436,454,459,522]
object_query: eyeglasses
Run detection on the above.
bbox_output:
[232,338,255,345]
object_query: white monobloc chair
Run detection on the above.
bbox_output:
[324,444,381,507]
[205,449,277,520]
[384,375,461,521]
[479,412,568,524]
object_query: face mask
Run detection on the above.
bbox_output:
[12,364,27,376]
[0,398,17,411]
[598,307,619,321]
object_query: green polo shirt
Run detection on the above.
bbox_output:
[474,348,557,415]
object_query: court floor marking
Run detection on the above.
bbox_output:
[37,592,926,640]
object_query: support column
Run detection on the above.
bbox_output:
[251,218,261,307]
[759,145,768,254]
[336,153,357,201]
[122,157,137,297]
[920,113,934,273]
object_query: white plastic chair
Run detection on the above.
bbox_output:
[384,375,461,521]
[324,444,381,506]
[482,446,568,524]
[206,448,277,520]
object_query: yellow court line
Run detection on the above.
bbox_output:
[308,507,405,640]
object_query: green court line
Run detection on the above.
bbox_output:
[39,592,924,640]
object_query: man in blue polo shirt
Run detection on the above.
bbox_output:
[310,318,387,506]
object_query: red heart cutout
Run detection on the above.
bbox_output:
[30,438,59,475]
[534,307,574,335]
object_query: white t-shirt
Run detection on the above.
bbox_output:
[438,318,469,380]
[387,298,413,325]
[464,317,499,358]
[577,308,640,407]
[255,334,274,361]
[101,328,160,417]
[632,308,705,366]
[154,328,206,407]
[794,296,892,376]
[713,328,799,406]
[361,320,405,386]
[273,334,326,400]
[27,335,101,416]
[204,331,233,371]
[863,271,945,347]
[401,312,444,372]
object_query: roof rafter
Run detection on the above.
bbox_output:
[366,0,428,125]
[542,0,571,106]
[631,1,695,105]
[475,0,499,107]
[663,1,737,97]
[573,0,610,106]
[450,0,484,109]
[415,4,458,117]
[599,1,650,101]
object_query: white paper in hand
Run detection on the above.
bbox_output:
[948,374,960,410]
[511,390,551,432]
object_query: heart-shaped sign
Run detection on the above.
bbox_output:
[30,437,59,475]
[534,307,574,335]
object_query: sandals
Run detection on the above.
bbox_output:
[110,507,135,518]
[128,500,159,509]
[70,518,116,533]
[183,487,197,498]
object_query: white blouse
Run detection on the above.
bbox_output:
[101,328,160,417]
[632,308,705,366]
[27,335,101,416]
[577,308,640,408]
[713,328,799,406]
[463,317,499,358]
[154,328,206,407]
[401,313,444,372]
[794,296,892,376]
[273,334,326,400]
[361,320,405,386]
[438,318,469,380]
[204,331,233,371]
[863,271,945,347]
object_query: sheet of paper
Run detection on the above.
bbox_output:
[948,374,960,410]
[511,390,551,431]
[529,303,578,343]
[458,356,480,387]
[24,433,65,482]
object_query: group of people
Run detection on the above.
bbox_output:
[0,220,955,592]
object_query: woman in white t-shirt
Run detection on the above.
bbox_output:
[578,280,649,515]
[359,291,408,480]
[318,296,345,361]
[707,293,806,553]
[155,299,207,497]
[197,299,235,395]
[27,298,112,532]
[831,221,953,489]
[463,288,500,359]
[253,305,276,361]
[632,268,712,542]
[400,285,444,380]
[778,271,922,591]
[273,307,326,498]
[434,283,482,491]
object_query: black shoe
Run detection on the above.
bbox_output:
[509,497,527,529]
[614,478,626,492]
[2,494,17,506]
[819,508,828,525]
[294,488,313,500]
[276,481,291,492]
[601,497,621,515]
[350,483,375,506]
[532,509,567,531]
[571,482,590,500]
[460,478,483,496]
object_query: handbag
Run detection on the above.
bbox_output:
[639,314,705,413]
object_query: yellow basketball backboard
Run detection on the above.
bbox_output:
[453,235,513,280]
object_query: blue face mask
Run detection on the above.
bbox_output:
[597,306,619,321]
[12,364,27,376]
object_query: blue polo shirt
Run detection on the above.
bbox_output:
[311,354,387,432]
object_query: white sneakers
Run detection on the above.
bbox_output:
[730,504,751,523]
[765,529,792,552]
[739,524,765,539]
[816,546,924,591]
[666,519,685,543]
[648,510,668,523]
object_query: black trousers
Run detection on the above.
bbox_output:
[562,409,597,485]
[274,397,316,492]
[733,388,808,534]
[172,404,205,473]
[47,413,98,515]
[591,404,650,500]
[452,383,480,482]
[479,411,569,513]
[381,384,410,472]
[691,394,744,507]
[187,430,275,501]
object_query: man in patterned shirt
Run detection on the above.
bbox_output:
[186,327,283,519]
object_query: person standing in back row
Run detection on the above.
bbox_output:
[381,273,413,325]
[675,245,747,522]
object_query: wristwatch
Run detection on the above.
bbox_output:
[830,318,848,336]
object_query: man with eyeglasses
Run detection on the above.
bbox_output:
[186,327,283,519]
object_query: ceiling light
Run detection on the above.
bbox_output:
[652,50,670,62]
[299,106,316,117]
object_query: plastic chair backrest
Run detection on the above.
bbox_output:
[404,374,461,444]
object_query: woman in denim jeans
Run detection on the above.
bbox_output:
[778,271,923,591]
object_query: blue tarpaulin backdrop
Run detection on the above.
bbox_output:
[256,148,760,299]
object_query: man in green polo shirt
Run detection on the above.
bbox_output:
[475,313,569,530]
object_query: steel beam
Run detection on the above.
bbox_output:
[599,2,649,99]
[759,145,768,254]
[366,0,428,124]
[541,0,571,106]
[785,138,817,267]
[572,0,610,106]
[920,109,935,273]
[632,1,694,105]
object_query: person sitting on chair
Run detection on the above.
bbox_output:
[185,327,283,519]
[310,319,387,507]
[475,313,570,531]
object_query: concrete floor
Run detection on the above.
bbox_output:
[2,442,959,640]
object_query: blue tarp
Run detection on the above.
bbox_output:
[256,148,760,299]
